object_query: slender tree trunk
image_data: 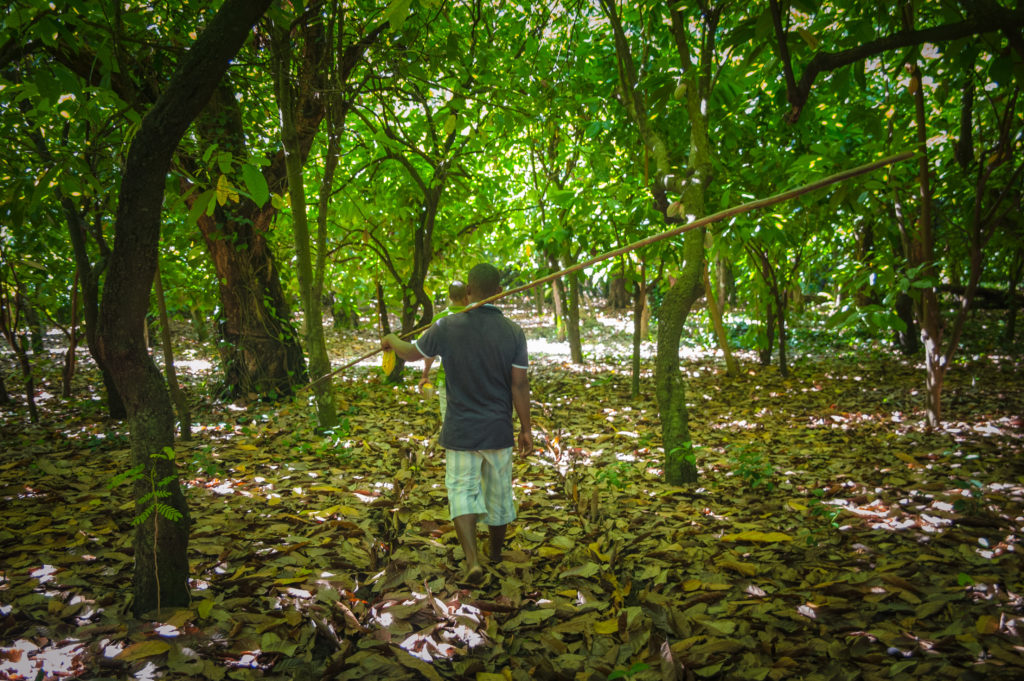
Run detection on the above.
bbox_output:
[13,333,38,424]
[656,250,703,485]
[154,267,191,440]
[703,260,738,377]
[600,0,715,484]
[97,0,272,617]
[376,281,391,336]
[609,275,629,309]
[631,270,646,398]
[61,270,80,398]
[550,256,567,341]
[759,300,776,366]
[894,292,920,354]
[905,26,943,427]
[566,269,584,364]
[0,366,8,405]
[272,21,337,430]
[640,291,651,339]
[1,280,38,421]
[775,292,789,378]
[22,296,44,355]
[65,198,125,417]
[716,254,734,309]
[1006,248,1023,343]
[28,125,123,417]
[190,306,209,343]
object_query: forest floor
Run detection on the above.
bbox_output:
[1,302,1023,681]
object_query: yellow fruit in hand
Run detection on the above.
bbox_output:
[381,349,396,375]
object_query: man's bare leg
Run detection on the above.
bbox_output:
[488,524,507,563]
[453,513,483,582]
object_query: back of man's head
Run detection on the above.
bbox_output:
[449,280,468,303]
[468,263,501,299]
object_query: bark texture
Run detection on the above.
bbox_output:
[97,0,272,617]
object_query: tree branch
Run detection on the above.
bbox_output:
[783,7,1024,123]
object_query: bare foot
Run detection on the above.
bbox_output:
[464,564,484,585]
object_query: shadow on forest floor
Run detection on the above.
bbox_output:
[1,304,1022,680]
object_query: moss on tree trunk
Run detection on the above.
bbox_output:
[97,0,272,617]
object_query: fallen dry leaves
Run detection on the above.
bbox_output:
[1,308,1022,680]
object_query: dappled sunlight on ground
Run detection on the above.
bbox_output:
[2,304,1023,679]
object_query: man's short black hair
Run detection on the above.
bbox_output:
[449,280,467,301]
[468,263,501,298]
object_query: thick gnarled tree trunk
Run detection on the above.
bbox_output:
[198,203,307,398]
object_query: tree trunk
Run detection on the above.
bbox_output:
[190,306,209,342]
[187,32,326,401]
[599,0,715,485]
[609,275,629,309]
[894,292,920,355]
[759,301,776,366]
[193,11,380,399]
[273,20,337,430]
[703,260,738,377]
[550,257,567,341]
[566,269,584,364]
[61,270,80,398]
[640,291,651,339]
[154,267,191,440]
[1006,248,1023,343]
[64,191,125,418]
[775,291,789,378]
[13,333,39,424]
[656,247,703,485]
[22,295,45,355]
[716,254,734,309]
[26,105,123,415]
[198,205,307,399]
[631,270,646,398]
[906,29,943,428]
[97,0,272,617]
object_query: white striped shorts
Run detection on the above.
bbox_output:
[445,447,516,526]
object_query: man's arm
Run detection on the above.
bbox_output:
[381,333,426,362]
[510,366,532,455]
[419,356,435,389]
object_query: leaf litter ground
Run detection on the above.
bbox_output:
[1,304,1022,681]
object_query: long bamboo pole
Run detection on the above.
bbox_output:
[305,150,916,390]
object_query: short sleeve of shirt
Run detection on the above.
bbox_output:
[511,326,528,369]
[413,318,444,359]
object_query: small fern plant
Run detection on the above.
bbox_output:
[108,446,184,526]
[136,447,184,526]
[108,446,183,614]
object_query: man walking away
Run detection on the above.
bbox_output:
[382,263,532,583]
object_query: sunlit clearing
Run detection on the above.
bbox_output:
[176,358,214,373]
